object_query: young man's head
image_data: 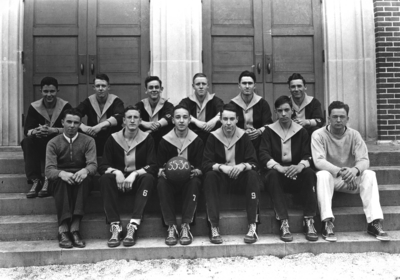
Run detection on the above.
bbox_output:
[274,96,294,125]
[62,109,82,138]
[192,73,209,99]
[328,101,349,131]
[172,104,191,132]
[287,73,307,101]
[40,77,59,106]
[238,70,256,97]
[144,76,163,102]
[220,103,238,134]
[93,73,110,101]
[123,105,141,132]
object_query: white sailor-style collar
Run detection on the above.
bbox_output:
[112,128,149,153]
[63,132,79,143]
[31,97,69,127]
[231,93,262,111]
[291,93,314,113]
[141,97,168,118]
[88,93,118,122]
[211,127,245,150]
[162,128,198,155]
[268,120,303,143]
[188,92,215,110]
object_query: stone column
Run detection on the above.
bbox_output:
[323,0,377,141]
[150,0,202,105]
[0,0,24,146]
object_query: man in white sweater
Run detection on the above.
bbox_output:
[311,101,389,242]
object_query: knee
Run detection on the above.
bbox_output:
[204,171,218,182]
[140,173,155,189]
[316,170,331,181]
[265,169,280,181]
[362,169,376,180]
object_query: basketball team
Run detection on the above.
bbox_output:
[21,71,390,249]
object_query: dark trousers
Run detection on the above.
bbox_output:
[50,176,93,225]
[21,135,54,181]
[204,170,261,227]
[264,167,317,220]
[99,173,155,224]
[157,177,201,226]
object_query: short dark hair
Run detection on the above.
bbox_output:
[40,77,59,89]
[287,73,306,86]
[238,70,256,83]
[62,108,82,120]
[328,101,349,116]
[192,73,208,84]
[93,73,110,85]
[172,104,190,116]
[124,105,141,116]
[144,76,162,88]
[274,95,293,109]
[220,103,238,117]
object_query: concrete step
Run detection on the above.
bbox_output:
[1,185,399,216]
[370,166,400,185]
[1,206,399,241]
[0,231,399,268]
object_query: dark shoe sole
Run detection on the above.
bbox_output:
[280,236,293,242]
[165,240,178,246]
[305,235,319,242]
[107,241,121,248]
[210,239,223,244]
[72,242,86,248]
[244,238,257,244]
[180,239,192,246]
[59,243,73,249]
[38,191,49,198]
[26,193,37,198]
[123,239,136,247]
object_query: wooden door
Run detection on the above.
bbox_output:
[23,0,150,115]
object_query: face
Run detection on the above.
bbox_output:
[172,108,191,132]
[145,80,163,102]
[220,110,238,133]
[93,79,110,100]
[329,108,349,131]
[123,109,141,131]
[62,114,81,138]
[289,79,306,100]
[275,103,293,125]
[192,77,209,98]
[239,76,256,96]
[41,85,58,105]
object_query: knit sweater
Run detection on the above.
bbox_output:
[45,133,97,180]
[311,126,369,176]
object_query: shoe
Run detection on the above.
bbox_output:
[304,217,318,241]
[280,219,293,242]
[180,223,193,245]
[209,226,223,244]
[123,222,137,247]
[165,225,178,246]
[244,223,258,244]
[38,177,50,198]
[107,222,122,248]
[71,231,85,248]
[322,220,337,242]
[26,179,41,198]
[367,220,390,241]
[58,232,73,249]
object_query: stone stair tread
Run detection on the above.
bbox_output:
[370,166,400,170]
[0,231,399,268]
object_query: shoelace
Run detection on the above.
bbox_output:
[305,218,317,233]
[247,223,258,240]
[180,224,193,239]
[280,220,291,235]
[325,221,335,235]
[167,225,178,238]
[110,224,121,240]
[126,223,137,238]
[373,222,384,233]
[211,227,220,237]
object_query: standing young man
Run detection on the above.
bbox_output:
[203,104,261,244]
[312,101,389,242]
[22,76,72,198]
[259,96,318,242]
[45,109,97,248]
[98,105,157,248]
[76,73,124,156]
[157,105,204,246]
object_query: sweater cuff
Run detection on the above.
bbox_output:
[266,159,279,170]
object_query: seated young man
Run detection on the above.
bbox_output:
[135,76,174,150]
[45,109,97,248]
[98,105,157,248]
[76,73,124,156]
[22,76,72,198]
[157,105,204,246]
[202,103,261,244]
[312,101,389,242]
[259,96,318,242]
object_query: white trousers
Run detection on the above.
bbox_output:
[316,170,383,223]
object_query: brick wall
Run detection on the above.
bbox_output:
[374,0,400,141]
